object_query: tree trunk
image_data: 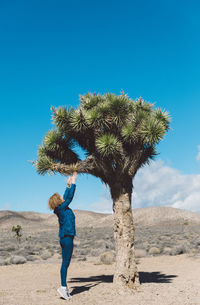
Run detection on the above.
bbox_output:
[110,180,140,291]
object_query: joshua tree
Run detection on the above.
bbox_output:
[32,92,170,291]
[12,225,22,244]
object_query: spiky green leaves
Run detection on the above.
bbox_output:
[81,94,132,134]
[70,109,89,132]
[84,109,104,129]
[96,134,121,158]
[153,108,171,130]
[140,118,166,145]
[80,93,105,110]
[51,106,74,133]
[36,129,80,175]
[121,124,137,144]
[121,104,170,146]
[36,155,54,175]
[42,130,77,162]
[106,94,133,127]
[34,93,171,178]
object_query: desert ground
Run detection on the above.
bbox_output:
[0,253,200,305]
[0,207,200,305]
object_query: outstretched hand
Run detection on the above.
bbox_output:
[67,175,72,187]
[67,172,77,187]
[71,171,77,184]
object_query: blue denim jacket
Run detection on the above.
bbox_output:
[54,184,76,238]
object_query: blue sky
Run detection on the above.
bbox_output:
[1,0,200,214]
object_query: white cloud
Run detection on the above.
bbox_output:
[133,159,200,213]
[89,159,200,213]
[196,145,200,162]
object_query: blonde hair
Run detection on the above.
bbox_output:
[48,192,63,210]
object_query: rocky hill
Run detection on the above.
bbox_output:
[0,206,200,231]
[0,206,200,266]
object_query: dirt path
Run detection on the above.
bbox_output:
[0,254,200,305]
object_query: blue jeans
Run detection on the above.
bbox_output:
[60,235,74,287]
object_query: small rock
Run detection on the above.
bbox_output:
[77,256,87,261]
[26,255,37,261]
[148,247,160,255]
[135,249,146,258]
[163,247,172,255]
[10,255,27,264]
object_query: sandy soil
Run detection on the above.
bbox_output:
[0,254,200,305]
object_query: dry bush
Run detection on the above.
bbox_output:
[99,251,115,264]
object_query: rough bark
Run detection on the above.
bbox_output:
[110,180,140,291]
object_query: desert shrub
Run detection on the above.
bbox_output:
[190,248,199,255]
[0,250,10,257]
[57,248,62,255]
[105,241,114,250]
[14,248,26,256]
[34,244,44,250]
[3,258,11,266]
[24,245,32,250]
[45,243,53,250]
[170,244,189,255]
[105,235,110,240]
[48,248,55,255]
[25,236,32,241]
[76,256,87,261]
[94,239,106,248]
[90,248,103,257]
[195,239,200,247]
[18,246,39,256]
[41,250,52,260]
[4,244,16,252]
[99,251,115,264]
[79,248,90,256]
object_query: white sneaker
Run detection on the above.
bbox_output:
[57,286,72,300]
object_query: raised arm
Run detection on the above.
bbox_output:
[63,174,73,200]
[60,172,77,209]
[60,184,76,210]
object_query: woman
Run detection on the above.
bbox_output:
[48,171,77,300]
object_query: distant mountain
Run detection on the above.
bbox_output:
[0,206,200,231]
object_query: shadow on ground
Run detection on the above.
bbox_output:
[69,272,177,295]
[139,271,177,283]
[69,274,113,295]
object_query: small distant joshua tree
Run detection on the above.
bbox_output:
[12,225,22,243]
[31,91,170,292]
